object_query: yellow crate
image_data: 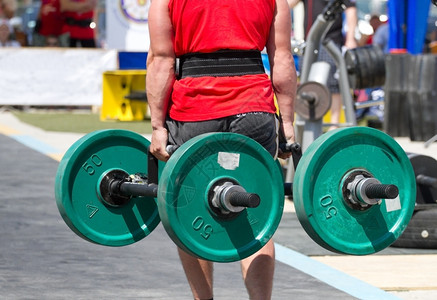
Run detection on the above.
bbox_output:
[322,108,346,125]
[101,70,148,121]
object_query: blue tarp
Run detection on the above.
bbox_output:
[388,0,431,54]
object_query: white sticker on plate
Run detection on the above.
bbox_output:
[218,152,240,170]
[385,196,401,212]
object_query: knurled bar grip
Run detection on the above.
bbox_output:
[365,184,399,199]
[228,191,261,208]
[118,182,158,198]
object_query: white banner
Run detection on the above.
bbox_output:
[0,48,117,106]
[106,0,150,51]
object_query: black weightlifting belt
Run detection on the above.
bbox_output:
[176,50,265,79]
[65,17,93,28]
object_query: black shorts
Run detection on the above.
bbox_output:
[166,112,279,158]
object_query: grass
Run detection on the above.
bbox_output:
[13,111,153,134]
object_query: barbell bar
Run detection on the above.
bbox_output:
[99,169,262,211]
[96,140,400,214]
[55,127,416,260]
[99,161,399,213]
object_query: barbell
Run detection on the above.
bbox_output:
[55,126,416,261]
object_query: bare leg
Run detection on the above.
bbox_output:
[178,248,214,300]
[329,93,342,131]
[240,239,275,300]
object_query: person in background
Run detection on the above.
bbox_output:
[60,0,97,47]
[288,0,357,130]
[358,15,382,47]
[33,0,69,47]
[147,0,296,299]
[0,0,16,19]
[0,18,20,47]
[372,20,389,53]
[0,0,27,46]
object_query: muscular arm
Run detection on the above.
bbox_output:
[146,0,175,161]
[267,0,297,145]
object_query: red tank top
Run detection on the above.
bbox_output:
[38,0,64,36]
[62,0,95,40]
[168,0,276,121]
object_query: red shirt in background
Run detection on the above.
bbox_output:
[62,0,95,40]
[38,0,64,37]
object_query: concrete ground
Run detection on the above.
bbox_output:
[1,111,437,299]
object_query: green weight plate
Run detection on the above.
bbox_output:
[55,129,161,246]
[293,127,416,255]
[158,133,284,262]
